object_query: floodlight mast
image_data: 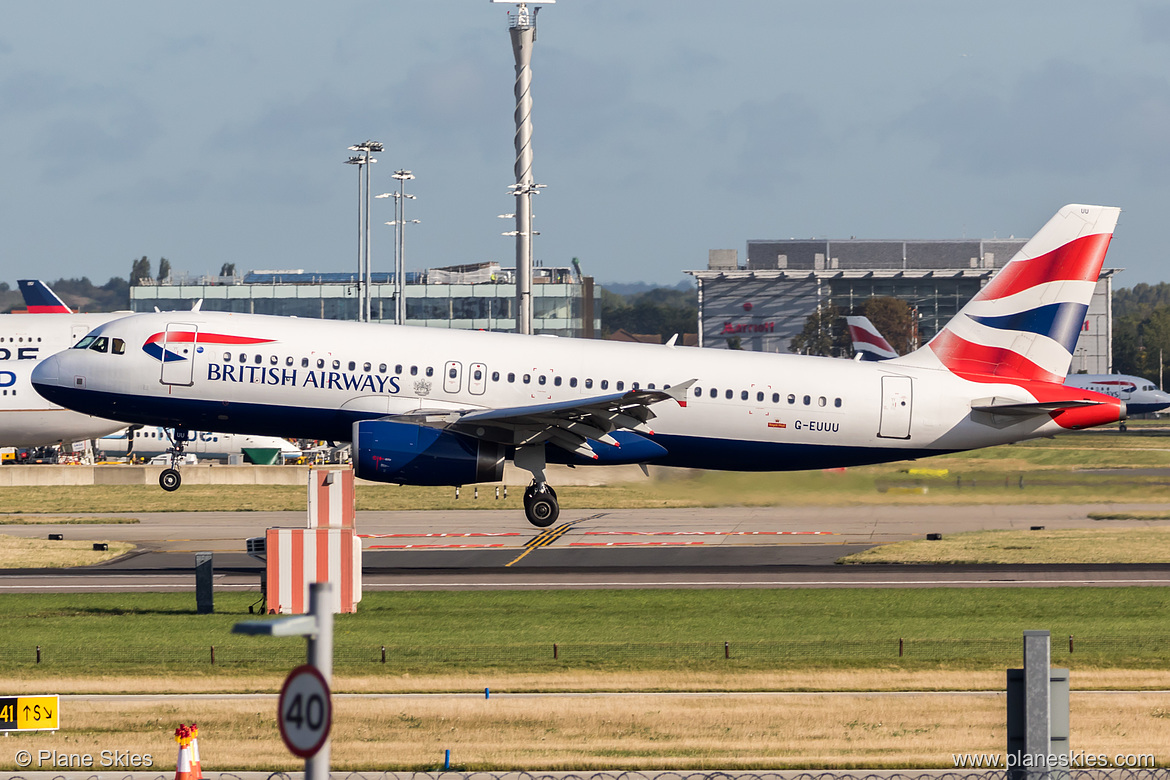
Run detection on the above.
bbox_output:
[492,0,554,334]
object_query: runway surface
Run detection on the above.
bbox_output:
[2,503,1170,591]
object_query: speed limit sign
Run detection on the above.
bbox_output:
[278,665,332,758]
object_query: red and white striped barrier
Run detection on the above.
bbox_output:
[266,527,362,614]
[307,467,355,528]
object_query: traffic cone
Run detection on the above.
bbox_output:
[189,723,203,780]
[174,724,192,780]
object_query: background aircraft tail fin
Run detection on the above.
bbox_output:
[18,280,72,314]
[894,204,1120,383]
[845,316,899,360]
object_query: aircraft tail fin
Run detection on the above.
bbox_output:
[845,316,899,361]
[893,204,1120,383]
[18,280,72,314]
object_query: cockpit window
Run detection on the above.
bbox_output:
[73,335,96,350]
[89,337,109,354]
[111,338,125,355]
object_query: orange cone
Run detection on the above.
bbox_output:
[174,724,192,780]
[189,723,203,780]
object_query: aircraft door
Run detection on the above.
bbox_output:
[878,375,912,439]
[444,361,462,394]
[469,363,487,395]
[160,323,199,387]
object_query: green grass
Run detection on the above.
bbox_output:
[2,427,1170,513]
[4,589,1170,677]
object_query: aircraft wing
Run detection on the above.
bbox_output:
[385,379,696,459]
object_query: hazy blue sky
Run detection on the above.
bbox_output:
[2,1,1168,289]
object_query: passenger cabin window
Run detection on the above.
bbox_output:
[410,366,418,376]
[725,389,733,399]
[302,358,309,367]
[788,394,796,404]
[285,356,293,366]
[507,373,515,383]
[395,365,403,374]
[378,363,387,373]
[331,360,340,370]
[803,395,811,405]
[585,378,593,389]
[569,377,577,388]
[601,380,609,390]
[316,359,325,369]
[834,398,842,408]
[616,381,625,391]
[694,386,702,397]
[538,375,546,385]
[492,371,500,381]
[554,376,562,386]
[523,374,531,384]
[270,355,278,365]
[223,353,231,362]
[709,388,717,398]
[425,367,434,377]
[255,354,262,364]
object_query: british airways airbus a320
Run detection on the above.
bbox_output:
[33,205,1125,527]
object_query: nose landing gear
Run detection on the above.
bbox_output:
[158,429,190,492]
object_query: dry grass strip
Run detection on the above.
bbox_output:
[0,534,133,568]
[840,528,1170,564]
[9,668,1170,695]
[0,515,138,524]
[4,693,1165,771]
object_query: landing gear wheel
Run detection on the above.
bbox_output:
[523,481,559,528]
[1120,423,1128,432]
[159,468,182,492]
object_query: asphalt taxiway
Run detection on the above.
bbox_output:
[2,503,1170,591]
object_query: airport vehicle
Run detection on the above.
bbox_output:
[99,426,302,463]
[845,316,899,361]
[31,205,1127,526]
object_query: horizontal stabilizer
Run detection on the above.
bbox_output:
[971,397,1103,416]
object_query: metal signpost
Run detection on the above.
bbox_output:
[234,582,334,780]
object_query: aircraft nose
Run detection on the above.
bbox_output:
[31,353,60,388]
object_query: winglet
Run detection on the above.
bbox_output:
[665,378,698,406]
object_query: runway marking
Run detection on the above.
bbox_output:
[582,530,837,536]
[367,543,507,550]
[505,516,595,567]
[362,532,522,538]
[570,541,709,547]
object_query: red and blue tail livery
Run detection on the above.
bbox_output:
[903,204,1119,384]
[18,280,73,314]
[31,204,1128,527]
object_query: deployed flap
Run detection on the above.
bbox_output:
[384,379,696,459]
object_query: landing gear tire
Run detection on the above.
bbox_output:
[1120,423,1128,432]
[523,482,559,528]
[159,468,182,492]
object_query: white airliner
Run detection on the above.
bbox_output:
[32,205,1126,526]
[846,317,1170,417]
[99,426,302,462]
[0,282,129,446]
[0,361,126,446]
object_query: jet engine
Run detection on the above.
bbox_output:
[353,420,504,486]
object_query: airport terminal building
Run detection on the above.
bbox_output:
[689,239,1116,374]
[129,262,599,339]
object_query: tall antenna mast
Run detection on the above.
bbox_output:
[493,0,553,335]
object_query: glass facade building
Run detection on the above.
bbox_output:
[130,266,599,339]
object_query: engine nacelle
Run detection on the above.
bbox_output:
[353,420,505,486]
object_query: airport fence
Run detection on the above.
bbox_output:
[5,634,1170,670]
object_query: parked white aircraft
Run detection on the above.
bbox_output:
[98,426,301,462]
[0,360,125,446]
[846,316,1170,418]
[32,205,1127,526]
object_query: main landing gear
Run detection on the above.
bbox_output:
[523,481,559,528]
[158,429,190,492]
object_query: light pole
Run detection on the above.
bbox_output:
[346,141,382,321]
[492,0,554,335]
[390,170,416,325]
